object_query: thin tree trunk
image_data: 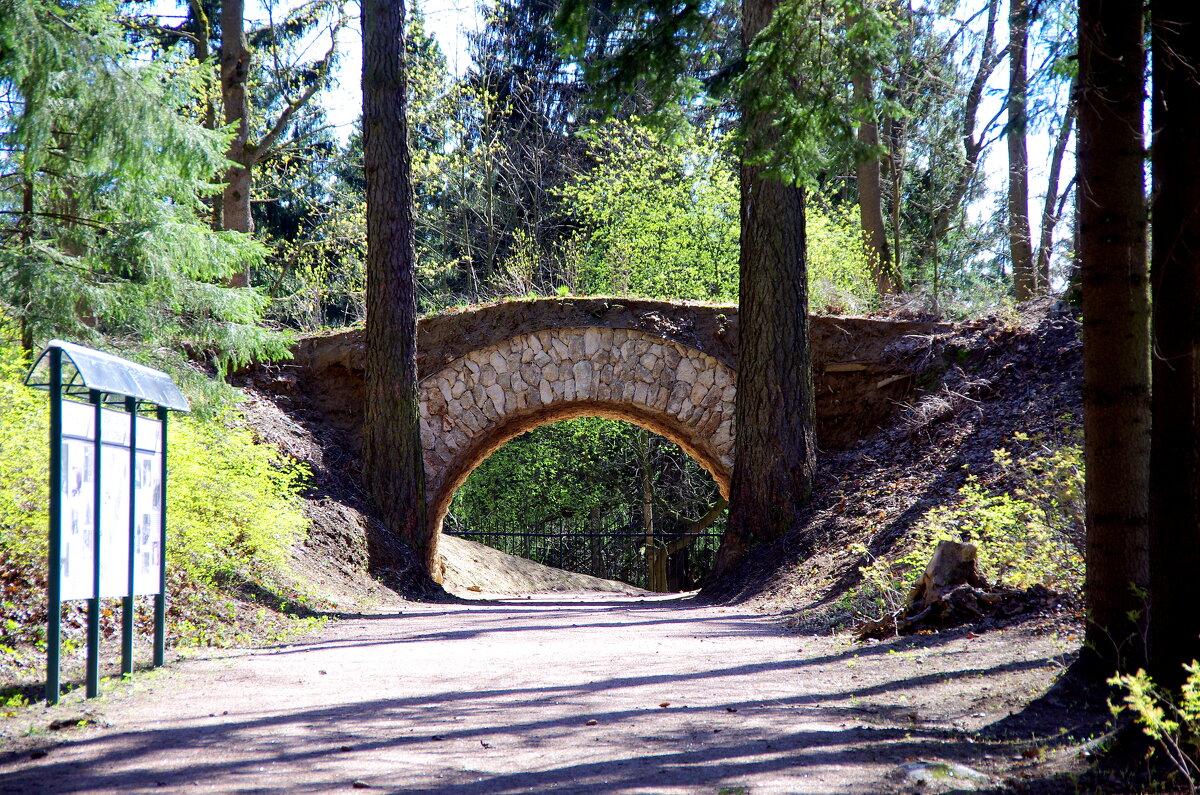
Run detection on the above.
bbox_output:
[637,432,663,591]
[19,179,34,352]
[714,0,816,575]
[1148,0,1200,691]
[361,0,430,572]
[886,114,904,277]
[1008,0,1035,300]
[852,71,898,296]
[1078,0,1150,672]
[1036,91,1077,289]
[929,0,1002,251]
[220,0,253,286]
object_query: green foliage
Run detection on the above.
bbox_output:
[557,118,877,310]
[0,343,49,575]
[806,194,878,313]
[846,437,1085,625]
[0,0,287,370]
[449,417,724,589]
[0,339,309,651]
[740,0,904,185]
[559,119,739,301]
[918,448,1084,591]
[451,417,647,529]
[167,413,309,584]
[1110,663,1200,788]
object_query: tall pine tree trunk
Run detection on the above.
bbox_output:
[361,0,430,573]
[1008,0,1035,300]
[220,0,253,287]
[714,0,816,575]
[1148,0,1200,690]
[1078,0,1150,672]
[852,71,898,297]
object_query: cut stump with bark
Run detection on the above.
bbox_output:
[908,540,986,608]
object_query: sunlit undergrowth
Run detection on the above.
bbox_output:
[826,433,1085,632]
[0,341,313,680]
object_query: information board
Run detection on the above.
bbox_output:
[61,401,96,600]
[58,400,163,600]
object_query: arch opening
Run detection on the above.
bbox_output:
[418,326,737,586]
[443,416,728,592]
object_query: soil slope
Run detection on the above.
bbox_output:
[704,301,1083,626]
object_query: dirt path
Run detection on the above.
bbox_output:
[0,593,1077,794]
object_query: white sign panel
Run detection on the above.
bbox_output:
[57,401,164,600]
[60,402,96,600]
[133,416,163,595]
[98,440,130,598]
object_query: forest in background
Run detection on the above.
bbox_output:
[0,0,1079,607]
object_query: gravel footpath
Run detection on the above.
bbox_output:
[0,593,1072,794]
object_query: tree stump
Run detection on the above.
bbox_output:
[907,540,987,609]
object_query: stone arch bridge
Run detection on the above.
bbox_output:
[275,298,947,543]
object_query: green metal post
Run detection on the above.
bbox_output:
[86,389,102,699]
[45,348,63,706]
[121,397,136,678]
[153,406,167,668]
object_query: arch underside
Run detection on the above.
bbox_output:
[419,327,736,539]
[426,400,733,536]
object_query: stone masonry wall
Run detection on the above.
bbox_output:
[420,327,736,532]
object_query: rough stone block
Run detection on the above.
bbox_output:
[676,357,697,383]
[485,384,505,415]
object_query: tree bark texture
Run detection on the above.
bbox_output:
[220,0,254,286]
[361,0,430,573]
[1078,0,1150,671]
[715,0,816,575]
[1148,0,1200,690]
[1008,0,1035,300]
[852,71,898,296]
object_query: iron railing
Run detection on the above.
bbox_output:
[444,519,723,591]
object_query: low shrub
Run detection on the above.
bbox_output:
[0,341,309,656]
[845,435,1085,627]
[1110,663,1200,789]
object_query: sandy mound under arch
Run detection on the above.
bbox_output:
[439,534,647,596]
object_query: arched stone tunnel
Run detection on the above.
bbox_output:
[275,297,949,549]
